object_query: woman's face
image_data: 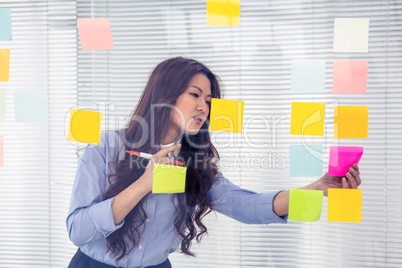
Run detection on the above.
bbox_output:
[169,73,212,139]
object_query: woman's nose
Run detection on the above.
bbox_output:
[197,100,207,111]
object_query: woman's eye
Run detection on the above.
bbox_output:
[190,93,199,98]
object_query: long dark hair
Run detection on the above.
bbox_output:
[105,57,222,260]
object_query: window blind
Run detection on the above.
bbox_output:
[0,1,51,267]
[0,0,401,267]
[47,1,77,267]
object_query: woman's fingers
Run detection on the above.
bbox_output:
[343,163,361,189]
[160,157,183,166]
[349,165,361,186]
[352,163,360,173]
[148,144,183,167]
[154,144,181,158]
[345,172,358,189]
[342,177,349,189]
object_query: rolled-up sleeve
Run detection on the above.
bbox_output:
[207,173,288,224]
[66,132,124,247]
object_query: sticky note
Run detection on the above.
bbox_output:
[0,89,5,121]
[291,59,325,92]
[333,18,369,53]
[0,9,12,40]
[328,146,363,176]
[207,0,240,27]
[290,102,325,136]
[14,92,47,123]
[334,106,368,139]
[289,189,323,222]
[333,60,368,94]
[0,49,10,82]
[77,18,114,51]
[210,98,244,133]
[0,135,3,167]
[290,145,323,177]
[328,188,362,223]
[152,163,187,194]
[68,109,102,144]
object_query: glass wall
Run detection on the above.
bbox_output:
[0,0,401,267]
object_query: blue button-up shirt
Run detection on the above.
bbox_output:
[66,131,287,268]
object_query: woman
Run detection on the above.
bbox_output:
[67,57,361,267]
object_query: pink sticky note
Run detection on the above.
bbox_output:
[328,146,363,176]
[333,60,368,94]
[77,18,114,51]
[0,135,3,167]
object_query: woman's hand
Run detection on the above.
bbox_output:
[314,163,361,196]
[112,144,182,225]
[138,144,182,193]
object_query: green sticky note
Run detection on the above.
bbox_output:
[152,163,187,194]
[0,89,5,121]
[288,189,323,222]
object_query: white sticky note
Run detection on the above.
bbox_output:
[333,18,369,53]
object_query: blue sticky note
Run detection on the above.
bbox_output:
[14,92,47,123]
[291,59,325,92]
[290,145,323,177]
[0,9,12,41]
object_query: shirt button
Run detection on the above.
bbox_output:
[146,218,150,222]
[138,245,143,250]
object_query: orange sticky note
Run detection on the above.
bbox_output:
[0,49,10,82]
[68,109,102,144]
[290,102,325,136]
[207,0,240,27]
[210,98,244,133]
[334,106,368,139]
[0,135,3,167]
[333,60,368,94]
[328,188,362,223]
[77,18,114,51]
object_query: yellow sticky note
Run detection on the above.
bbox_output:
[334,106,368,139]
[0,49,10,82]
[288,189,323,222]
[290,102,325,136]
[328,188,362,223]
[152,163,187,194]
[207,0,240,27]
[68,109,102,144]
[210,98,244,133]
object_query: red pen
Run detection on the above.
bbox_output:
[125,151,184,166]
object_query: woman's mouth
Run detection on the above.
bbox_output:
[193,116,203,124]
